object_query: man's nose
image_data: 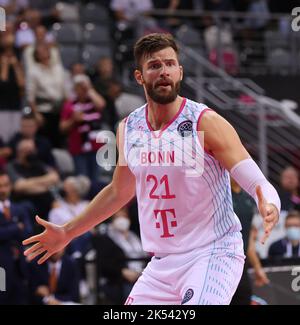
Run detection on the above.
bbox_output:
[160,64,169,77]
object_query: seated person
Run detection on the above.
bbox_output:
[93,208,149,304]
[8,113,56,167]
[278,166,300,212]
[29,249,80,305]
[6,138,60,219]
[48,176,92,258]
[0,170,33,305]
[268,210,300,259]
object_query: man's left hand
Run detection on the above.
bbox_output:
[256,185,279,244]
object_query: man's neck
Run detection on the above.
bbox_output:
[146,96,184,131]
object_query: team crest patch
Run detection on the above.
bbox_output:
[181,288,194,304]
[177,120,193,137]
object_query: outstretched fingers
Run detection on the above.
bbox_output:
[256,185,267,218]
[261,230,269,245]
[26,247,47,262]
[24,242,42,257]
[35,215,50,228]
[38,252,52,265]
[261,219,276,244]
[22,233,43,246]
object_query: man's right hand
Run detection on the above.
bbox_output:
[23,216,71,264]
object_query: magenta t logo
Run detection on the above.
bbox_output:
[154,208,177,238]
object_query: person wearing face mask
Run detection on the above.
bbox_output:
[268,211,300,259]
[93,208,149,304]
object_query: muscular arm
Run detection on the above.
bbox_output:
[199,110,250,170]
[199,110,280,243]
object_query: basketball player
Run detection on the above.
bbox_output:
[23,34,280,305]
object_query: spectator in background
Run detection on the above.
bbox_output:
[0,170,33,304]
[15,4,60,48]
[278,166,300,212]
[244,0,270,31]
[0,0,29,21]
[26,43,68,147]
[0,137,12,169]
[93,57,116,98]
[106,79,144,122]
[0,31,25,141]
[268,210,300,259]
[70,63,86,77]
[204,24,239,75]
[49,176,92,258]
[65,63,87,100]
[8,113,55,167]
[29,249,80,305]
[6,138,60,219]
[0,0,28,12]
[93,208,148,304]
[15,9,42,49]
[23,24,58,70]
[93,57,119,130]
[60,74,106,181]
[48,176,92,298]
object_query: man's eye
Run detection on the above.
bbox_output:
[150,64,160,69]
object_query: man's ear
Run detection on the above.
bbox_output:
[134,69,144,85]
[179,65,183,81]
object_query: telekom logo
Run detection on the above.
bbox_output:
[154,209,177,238]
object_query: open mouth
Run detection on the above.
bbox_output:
[156,82,172,88]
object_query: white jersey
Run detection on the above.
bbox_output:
[124,98,242,254]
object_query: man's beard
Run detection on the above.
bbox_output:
[145,79,181,104]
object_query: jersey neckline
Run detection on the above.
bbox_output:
[145,97,187,137]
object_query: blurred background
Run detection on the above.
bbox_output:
[0,0,300,305]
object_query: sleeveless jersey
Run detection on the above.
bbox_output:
[124,98,242,254]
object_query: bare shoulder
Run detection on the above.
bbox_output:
[197,110,237,150]
[197,109,249,168]
[198,110,233,133]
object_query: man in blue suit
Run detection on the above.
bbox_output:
[29,249,80,305]
[0,170,33,304]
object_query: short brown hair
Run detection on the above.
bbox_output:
[134,33,179,70]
